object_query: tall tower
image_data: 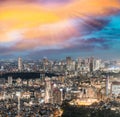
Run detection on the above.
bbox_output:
[44,77,51,103]
[106,74,110,96]
[89,57,94,72]
[18,57,23,71]
[66,57,72,71]
[66,57,72,65]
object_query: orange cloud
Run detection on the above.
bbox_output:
[0,0,120,46]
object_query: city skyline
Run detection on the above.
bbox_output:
[0,0,120,59]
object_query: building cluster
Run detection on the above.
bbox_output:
[0,57,120,74]
[0,56,105,73]
[0,57,120,116]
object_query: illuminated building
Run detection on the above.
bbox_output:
[44,77,51,103]
[106,75,110,96]
[66,57,72,65]
[89,57,94,72]
[94,59,101,70]
[40,73,45,82]
[53,88,63,104]
[8,76,13,85]
[88,57,101,72]
[112,81,120,96]
[16,91,21,117]
[18,57,23,71]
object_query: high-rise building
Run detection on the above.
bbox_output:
[66,56,72,65]
[66,57,73,71]
[44,77,51,103]
[0,78,5,86]
[89,57,94,72]
[42,57,49,71]
[94,59,101,71]
[88,57,101,72]
[8,76,13,85]
[111,81,120,97]
[106,75,111,96]
[18,57,23,71]
[53,88,63,104]
[88,57,100,72]
[40,73,45,82]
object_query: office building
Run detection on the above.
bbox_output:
[18,57,23,71]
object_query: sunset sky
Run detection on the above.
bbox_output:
[0,0,120,59]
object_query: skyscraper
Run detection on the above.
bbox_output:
[89,57,94,72]
[53,88,63,104]
[44,77,51,103]
[106,74,110,96]
[18,57,23,71]
[66,56,72,65]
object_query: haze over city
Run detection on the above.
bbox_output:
[0,0,120,59]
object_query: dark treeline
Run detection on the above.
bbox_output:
[0,72,58,79]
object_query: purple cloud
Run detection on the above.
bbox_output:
[25,37,110,59]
